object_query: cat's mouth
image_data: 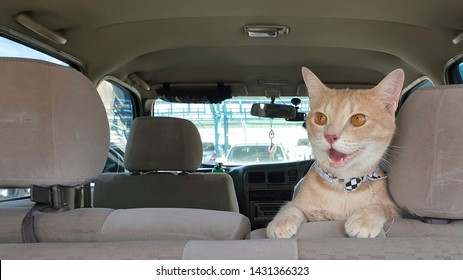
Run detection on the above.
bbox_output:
[328,148,362,168]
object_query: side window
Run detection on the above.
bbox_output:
[97,80,135,156]
[446,58,463,84]
[398,78,434,110]
[457,61,463,84]
[0,36,68,66]
[411,80,433,91]
[0,36,70,201]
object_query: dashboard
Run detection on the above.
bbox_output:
[227,160,313,229]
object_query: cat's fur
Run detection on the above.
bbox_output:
[266,67,404,238]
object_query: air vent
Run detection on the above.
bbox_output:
[288,169,299,182]
[268,171,285,183]
[249,190,292,201]
[248,172,265,183]
[254,203,283,217]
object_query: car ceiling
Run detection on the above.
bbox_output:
[1,0,463,99]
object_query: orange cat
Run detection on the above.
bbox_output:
[267,67,404,238]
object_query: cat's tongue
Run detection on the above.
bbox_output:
[328,149,349,168]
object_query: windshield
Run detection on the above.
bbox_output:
[227,144,287,164]
[153,96,313,166]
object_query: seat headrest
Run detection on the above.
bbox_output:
[124,117,202,172]
[388,85,463,219]
[0,58,109,187]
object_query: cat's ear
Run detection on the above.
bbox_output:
[302,67,327,102]
[373,69,405,113]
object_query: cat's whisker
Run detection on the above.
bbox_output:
[385,152,406,167]
[379,159,395,171]
[383,146,410,166]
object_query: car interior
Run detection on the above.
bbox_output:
[1,0,463,260]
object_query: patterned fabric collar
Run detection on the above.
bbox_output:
[313,161,386,192]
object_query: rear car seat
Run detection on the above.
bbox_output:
[93,116,240,212]
[249,85,463,239]
[0,58,250,246]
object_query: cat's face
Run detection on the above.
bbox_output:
[302,68,404,178]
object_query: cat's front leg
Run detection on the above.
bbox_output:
[344,204,395,238]
[267,202,307,238]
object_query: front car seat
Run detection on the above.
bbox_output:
[93,116,240,212]
[0,59,249,248]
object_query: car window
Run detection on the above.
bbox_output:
[0,36,71,201]
[398,77,434,110]
[458,61,463,83]
[153,97,313,166]
[97,80,135,155]
[413,80,433,91]
[297,138,309,146]
[446,59,463,84]
[227,144,286,164]
[0,36,69,66]
[203,143,214,151]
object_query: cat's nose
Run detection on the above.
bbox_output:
[324,134,339,144]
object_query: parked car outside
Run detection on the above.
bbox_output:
[225,143,289,165]
[288,138,313,161]
[202,142,224,165]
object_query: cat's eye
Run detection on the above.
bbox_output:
[351,114,366,127]
[314,112,327,125]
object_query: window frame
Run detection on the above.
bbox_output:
[444,51,463,85]
[0,26,85,72]
[99,76,143,118]
[447,61,463,84]
[397,76,434,111]
[97,76,142,163]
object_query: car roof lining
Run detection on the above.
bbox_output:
[0,0,462,98]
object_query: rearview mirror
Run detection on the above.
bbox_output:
[250,103,296,119]
[285,112,306,122]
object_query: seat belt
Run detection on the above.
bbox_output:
[74,183,92,208]
[21,185,71,243]
[83,183,92,208]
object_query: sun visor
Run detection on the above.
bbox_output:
[154,83,232,103]
[296,83,374,96]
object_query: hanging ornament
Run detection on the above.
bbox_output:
[268,119,276,155]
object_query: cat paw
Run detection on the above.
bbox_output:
[266,216,301,239]
[345,212,385,238]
